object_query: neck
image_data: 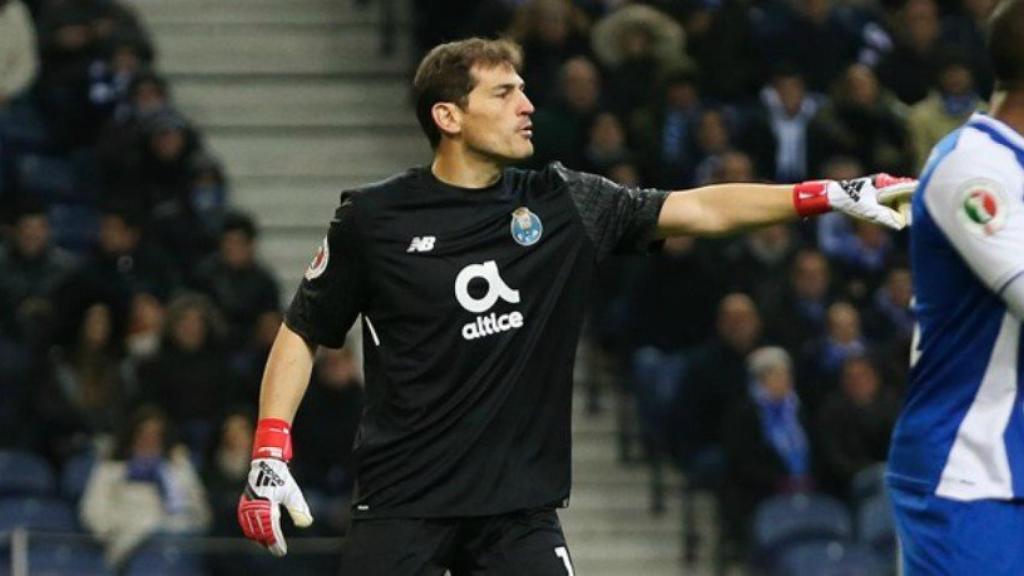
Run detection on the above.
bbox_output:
[431,142,504,189]
[990,90,1024,136]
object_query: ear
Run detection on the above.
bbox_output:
[431,102,462,140]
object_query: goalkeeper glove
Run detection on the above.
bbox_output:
[237,418,313,557]
[793,173,917,229]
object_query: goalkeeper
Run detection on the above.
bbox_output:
[236,38,915,575]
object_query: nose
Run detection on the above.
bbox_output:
[519,91,535,116]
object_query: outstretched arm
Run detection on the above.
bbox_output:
[656,175,915,238]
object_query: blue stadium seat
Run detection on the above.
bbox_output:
[774,540,884,576]
[857,494,897,565]
[0,497,77,532]
[0,450,56,496]
[61,451,97,503]
[27,538,112,576]
[753,493,853,560]
[124,538,205,576]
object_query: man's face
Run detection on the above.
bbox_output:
[15,215,50,259]
[457,64,535,163]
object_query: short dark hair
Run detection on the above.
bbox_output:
[412,38,523,149]
[989,0,1024,91]
[222,210,257,240]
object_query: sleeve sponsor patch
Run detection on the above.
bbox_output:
[956,178,1008,237]
[304,235,330,280]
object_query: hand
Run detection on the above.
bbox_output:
[237,419,313,557]
[793,174,917,230]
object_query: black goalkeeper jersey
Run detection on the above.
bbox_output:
[285,162,667,518]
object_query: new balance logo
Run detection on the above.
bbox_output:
[407,236,436,253]
[255,461,285,488]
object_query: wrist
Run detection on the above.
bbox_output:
[793,180,832,217]
[252,418,293,462]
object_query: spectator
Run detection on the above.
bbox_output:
[798,301,868,413]
[706,149,756,185]
[907,55,983,170]
[676,293,764,461]
[508,0,591,108]
[862,265,915,385]
[818,216,894,303]
[0,200,77,341]
[758,0,860,93]
[80,405,210,567]
[764,249,834,352]
[623,236,726,355]
[807,64,912,176]
[84,32,155,142]
[876,0,944,105]
[58,207,180,316]
[203,410,254,537]
[744,66,822,182]
[136,293,234,459]
[684,0,761,101]
[0,0,38,107]
[293,346,366,500]
[941,0,996,97]
[863,265,913,344]
[187,151,229,239]
[692,108,735,185]
[816,355,899,496]
[123,292,164,362]
[630,67,703,188]
[581,111,631,176]
[591,3,687,119]
[291,346,366,536]
[230,310,282,402]
[529,56,603,169]
[37,302,131,462]
[192,211,280,347]
[96,70,172,194]
[725,223,802,307]
[36,0,149,149]
[721,346,815,556]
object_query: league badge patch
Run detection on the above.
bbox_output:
[305,236,330,280]
[957,178,1007,237]
[510,207,543,247]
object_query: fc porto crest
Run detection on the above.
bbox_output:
[510,206,543,247]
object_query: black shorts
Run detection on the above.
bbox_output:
[336,507,575,576]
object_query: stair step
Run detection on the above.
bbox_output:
[174,78,415,129]
[151,27,412,76]
[208,132,429,179]
[130,0,410,26]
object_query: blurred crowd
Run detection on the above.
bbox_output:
[415,0,986,567]
[0,0,364,571]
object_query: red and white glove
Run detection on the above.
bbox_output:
[238,418,313,557]
[793,173,917,229]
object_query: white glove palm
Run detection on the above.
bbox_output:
[238,458,313,557]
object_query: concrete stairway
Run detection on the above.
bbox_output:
[129,0,430,293]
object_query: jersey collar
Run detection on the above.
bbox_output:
[967,113,1024,154]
